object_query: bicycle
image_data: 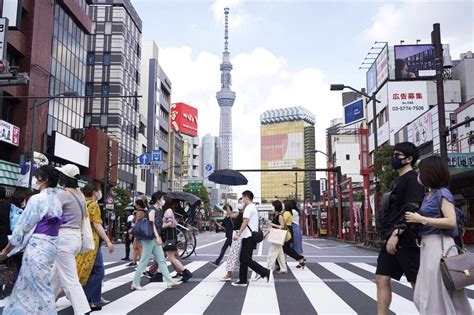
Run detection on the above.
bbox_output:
[175,213,198,259]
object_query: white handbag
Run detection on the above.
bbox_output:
[70,192,95,254]
[266,228,287,245]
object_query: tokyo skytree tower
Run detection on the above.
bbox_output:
[216,7,236,172]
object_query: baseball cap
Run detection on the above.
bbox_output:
[56,164,80,179]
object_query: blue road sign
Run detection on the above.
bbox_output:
[152,149,163,162]
[138,153,151,165]
[205,163,213,172]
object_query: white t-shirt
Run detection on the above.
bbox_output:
[292,209,300,225]
[241,203,259,239]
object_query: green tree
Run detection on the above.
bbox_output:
[374,144,398,193]
[111,186,131,218]
[183,183,210,214]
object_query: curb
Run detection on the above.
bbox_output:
[319,236,381,253]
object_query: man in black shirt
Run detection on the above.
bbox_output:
[211,203,234,267]
[375,142,425,315]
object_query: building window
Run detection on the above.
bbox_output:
[85,82,93,96]
[103,52,111,65]
[87,52,95,65]
[101,82,109,96]
[100,113,107,127]
[104,21,112,35]
[346,154,350,160]
[84,113,92,127]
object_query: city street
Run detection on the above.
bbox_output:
[2,231,470,314]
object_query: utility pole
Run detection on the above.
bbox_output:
[432,23,448,164]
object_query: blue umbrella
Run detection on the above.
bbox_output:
[208,169,248,186]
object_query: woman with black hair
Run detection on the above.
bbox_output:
[131,195,181,291]
[161,197,193,283]
[282,200,305,268]
[290,200,303,256]
[0,165,65,314]
[52,164,91,315]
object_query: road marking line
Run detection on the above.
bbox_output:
[164,263,227,314]
[288,262,355,314]
[242,262,279,315]
[195,238,225,250]
[100,261,207,315]
[303,241,322,249]
[321,262,418,314]
[350,263,412,288]
[105,263,128,275]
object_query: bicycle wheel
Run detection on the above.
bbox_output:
[179,229,194,259]
[176,228,187,258]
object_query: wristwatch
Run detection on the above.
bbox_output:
[421,217,428,225]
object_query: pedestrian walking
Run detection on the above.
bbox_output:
[0,165,65,314]
[127,203,145,267]
[291,200,303,256]
[52,164,91,315]
[282,200,305,268]
[131,194,181,291]
[121,207,134,261]
[266,200,288,274]
[375,142,425,315]
[211,201,234,267]
[161,197,193,283]
[232,190,270,287]
[405,156,472,314]
[76,181,114,311]
[220,198,245,281]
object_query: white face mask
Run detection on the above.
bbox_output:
[237,203,244,210]
[32,178,41,191]
[96,191,103,201]
[160,199,165,207]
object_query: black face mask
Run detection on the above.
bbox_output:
[391,156,406,170]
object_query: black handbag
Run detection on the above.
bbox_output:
[247,225,264,243]
[162,227,177,251]
[131,215,155,240]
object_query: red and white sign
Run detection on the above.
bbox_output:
[328,162,334,197]
[170,102,198,137]
[388,81,428,142]
[0,119,20,146]
[106,196,114,210]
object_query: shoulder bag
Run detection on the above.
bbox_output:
[131,213,155,240]
[247,225,264,243]
[437,192,474,290]
[161,227,177,251]
[266,228,287,245]
[70,191,95,254]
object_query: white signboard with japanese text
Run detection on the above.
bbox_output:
[410,111,433,146]
[388,81,428,143]
[0,119,20,146]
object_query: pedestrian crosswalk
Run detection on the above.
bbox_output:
[2,259,474,314]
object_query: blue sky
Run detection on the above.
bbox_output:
[131,0,473,199]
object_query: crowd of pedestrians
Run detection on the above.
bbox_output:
[0,140,472,314]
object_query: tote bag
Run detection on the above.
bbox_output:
[70,192,95,254]
[131,215,155,240]
[266,228,287,245]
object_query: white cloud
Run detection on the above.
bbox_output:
[363,2,473,59]
[158,46,341,201]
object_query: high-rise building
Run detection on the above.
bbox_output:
[260,107,316,203]
[136,40,172,195]
[85,0,142,190]
[0,1,96,192]
[182,135,200,178]
[159,67,173,192]
[201,133,220,205]
[216,8,235,172]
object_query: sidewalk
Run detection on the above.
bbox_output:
[316,236,474,253]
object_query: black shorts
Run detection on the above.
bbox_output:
[376,243,420,283]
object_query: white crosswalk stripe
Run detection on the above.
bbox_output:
[2,260,474,314]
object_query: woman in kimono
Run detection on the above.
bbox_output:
[0,165,64,315]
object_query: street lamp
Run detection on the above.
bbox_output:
[29,91,79,188]
[330,84,381,153]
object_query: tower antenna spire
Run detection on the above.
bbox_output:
[224,7,229,52]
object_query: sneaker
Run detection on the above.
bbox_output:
[142,271,152,279]
[231,281,248,287]
[126,262,137,267]
[210,262,219,268]
[172,273,183,279]
[149,273,163,283]
[220,276,232,282]
[121,257,130,261]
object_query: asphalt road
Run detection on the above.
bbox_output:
[2,232,474,314]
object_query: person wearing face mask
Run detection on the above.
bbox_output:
[211,200,235,267]
[75,181,114,311]
[220,198,245,281]
[0,165,65,314]
[52,164,91,315]
[375,142,425,315]
[405,156,471,314]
